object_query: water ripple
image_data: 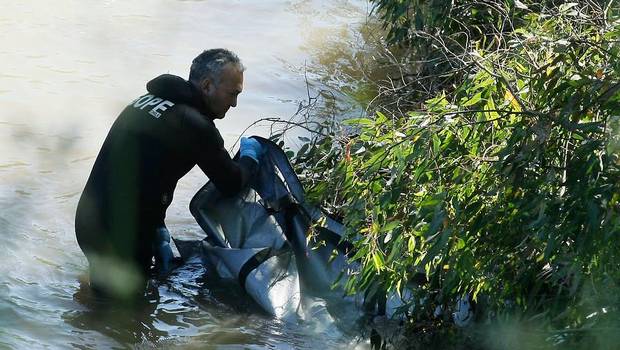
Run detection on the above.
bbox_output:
[0,161,30,169]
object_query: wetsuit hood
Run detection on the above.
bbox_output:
[146,74,212,118]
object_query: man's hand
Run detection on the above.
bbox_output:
[240,137,264,164]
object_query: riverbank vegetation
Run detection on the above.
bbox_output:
[274,0,620,348]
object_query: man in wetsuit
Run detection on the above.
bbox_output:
[75,49,262,298]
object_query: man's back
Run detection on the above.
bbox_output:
[83,93,195,225]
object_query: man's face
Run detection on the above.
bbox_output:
[202,63,243,119]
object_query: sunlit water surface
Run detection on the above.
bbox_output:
[0,1,372,348]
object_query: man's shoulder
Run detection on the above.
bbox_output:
[174,105,224,147]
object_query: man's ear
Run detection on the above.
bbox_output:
[201,78,212,94]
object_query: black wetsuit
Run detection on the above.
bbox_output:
[75,74,256,290]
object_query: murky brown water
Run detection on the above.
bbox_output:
[0,1,372,348]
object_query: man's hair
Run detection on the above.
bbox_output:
[189,48,244,85]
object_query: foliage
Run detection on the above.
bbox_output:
[278,0,620,347]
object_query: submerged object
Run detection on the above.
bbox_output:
[175,137,412,320]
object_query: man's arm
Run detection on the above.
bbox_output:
[181,106,258,196]
[198,144,258,196]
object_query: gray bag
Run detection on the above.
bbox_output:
[175,137,411,320]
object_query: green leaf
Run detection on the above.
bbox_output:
[381,220,402,232]
[373,252,385,271]
[477,76,496,88]
[462,92,483,107]
[408,236,416,253]
[343,118,374,126]
[420,197,441,208]
[296,143,309,157]
[376,111,388,124]
[432,134,441,153]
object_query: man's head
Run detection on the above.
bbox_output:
[189,49,245,119]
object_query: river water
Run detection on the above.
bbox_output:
[0,1,373,348]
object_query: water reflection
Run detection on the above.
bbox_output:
[65,258,305,348]
[67,281,164,346]
[65,256,376,348]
